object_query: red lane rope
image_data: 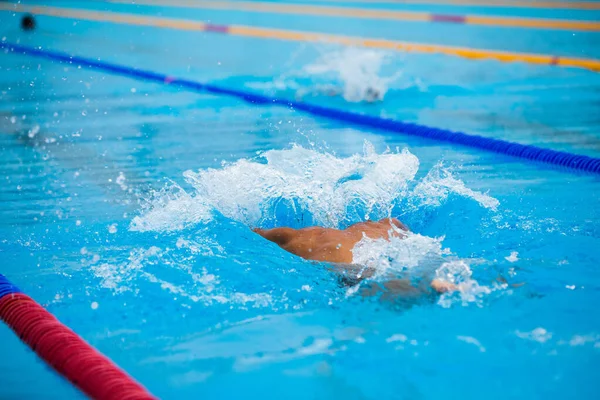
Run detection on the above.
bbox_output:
[0,293,155,400]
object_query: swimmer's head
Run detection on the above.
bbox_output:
[365,87,382,103]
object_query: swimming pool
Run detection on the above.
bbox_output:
[1,0,599,398]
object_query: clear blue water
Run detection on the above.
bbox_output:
[1,1,600,399]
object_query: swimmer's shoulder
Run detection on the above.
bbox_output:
[255,227,297,246]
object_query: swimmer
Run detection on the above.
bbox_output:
[254,218,456,295]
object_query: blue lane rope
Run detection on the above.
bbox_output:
[3,42,600,175]
[0,273,21,299]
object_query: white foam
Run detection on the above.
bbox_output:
[130,184,212,232]
[133,142,499,232]
[27,124,40,138]
[352,232,446,277]
[515,327,552,343]
[116,172,128,191]
[436,260,506,307]
[568,334,599,347]
[386,334,408,343]
[505,251,519,263]
[411,163,499,211]
[133,141,424,230]
[457,336,486,352]
[176,236,225,258]
[91,245,274,308]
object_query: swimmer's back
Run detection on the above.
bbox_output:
[255,226,354,263]
[254,218,407,264]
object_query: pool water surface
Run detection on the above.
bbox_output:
[1,1,599,399]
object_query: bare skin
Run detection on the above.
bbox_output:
[254,218,456,294]
[254,218,407,264]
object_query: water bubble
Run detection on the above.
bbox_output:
[515,327,552,343]
[505,251,519,262]
[115,172,127,190]
[27,125,40,138]
[457,336,486,352]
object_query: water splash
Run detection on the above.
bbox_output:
[352,233,448,278]
[131,183,211,232]
[128,141,501,307]
[351,233,502,307]
[435,260,505,307]
[411,164,499,211]
[300,47,402,102]
[247,47,417,103]
[132,141,497,232]
[133,141,422,230]
[91,244,273,308]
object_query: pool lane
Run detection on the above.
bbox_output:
[228,0,600,19]
[2,7,600,158]
[2,47,600,400]
[1,3,600,70]
[269,0,600,11]
[107,0,600,32]
[6,41,600,174]
[1,2,600,400]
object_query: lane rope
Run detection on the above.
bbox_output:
[107,0,600,32]
[2,42,600,175]
[2,3,600,72]
[0,274,155,400]
[284,0,600,10]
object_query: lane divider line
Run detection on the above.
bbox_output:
[1,3,599,72]
[283,0,600,10]
[108,0,600,32]
[0,274,155,400]
[3,42,600,175]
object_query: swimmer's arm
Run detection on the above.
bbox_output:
[253,227,296,246]
[360,279,421,300]
[360,278,457,300]
[430,279,458,293]
[334,263,456,295]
